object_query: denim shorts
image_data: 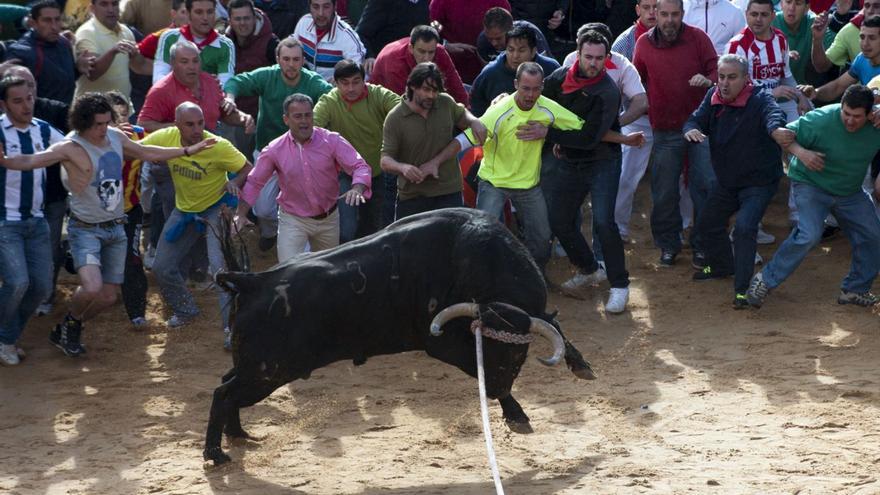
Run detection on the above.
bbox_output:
[67,222,127,284]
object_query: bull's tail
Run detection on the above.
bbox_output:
[206,206,251,273]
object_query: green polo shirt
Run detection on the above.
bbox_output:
[224,66,333,150]
[314,84,400,177]
[381,93,466,200]
[787,104,880,196]
[772,11,834,85]
[825,22,861,67]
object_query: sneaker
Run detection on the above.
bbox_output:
[692,266,732,281]
[552,240,567,258]
[49,315,86,357]
[605,287,629,314]
[166,314,193,328]
[659,250,677,267]
[746,271,771,308]
[756,224,775,245]
[143,246,156,270]
[561,266,607,290]
[733,293,749,310]
[837,290,880,307]
[691,251,707,270]
[35,302,53,317]
[258,235,277,252]
[130,316,148,328]
[754,252,764,265]
[223,327,233,351]
[0,343,20,366]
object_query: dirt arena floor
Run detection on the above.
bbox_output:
[2,180,879,495]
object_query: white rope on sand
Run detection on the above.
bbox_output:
[474,325,505,495]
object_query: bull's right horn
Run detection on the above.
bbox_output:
[430,303,479,336]
[529,318,565,367]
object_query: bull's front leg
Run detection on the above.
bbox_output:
[204,378,236,465]
[498,394,533,433]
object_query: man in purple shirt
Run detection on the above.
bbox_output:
[238,93,372,262]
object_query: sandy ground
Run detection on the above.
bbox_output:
[2,180,879,495]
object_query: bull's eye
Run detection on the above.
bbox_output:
[428,297,438,313]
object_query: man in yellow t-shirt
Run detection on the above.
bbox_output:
[140,102,253,348]
[421,62,584,269]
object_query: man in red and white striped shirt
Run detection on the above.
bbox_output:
[727,0,811,122]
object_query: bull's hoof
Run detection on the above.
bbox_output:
[204,446,232,465]
[224,426,252,439]
[504,418,534,434]
[570,363,597,380]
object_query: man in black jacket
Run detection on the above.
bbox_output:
[684,54,789,308]
[541,30,631,314]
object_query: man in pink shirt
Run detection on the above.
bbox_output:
[370,25,469,106]
[237,93,372,262]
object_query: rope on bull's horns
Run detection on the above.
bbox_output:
[472,320,506,495]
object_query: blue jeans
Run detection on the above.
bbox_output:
[153,205,230,328]
[0,218,53,345]
[763,182,880,293]
[338,172,385,242]
[695,182,778,293]
[542,154,630,288]
[476,180,551,268]
[67,221,127,284]
[650,130,716,253]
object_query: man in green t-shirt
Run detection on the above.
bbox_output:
[772,0,835,87]
[224,37,332,249]
[747,85,880,309]
[140,102,253,349]
[314,59,400,241]
[421,61,584,269]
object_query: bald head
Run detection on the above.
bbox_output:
[175,101,206,146]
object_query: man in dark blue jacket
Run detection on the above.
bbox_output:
[684,53,789,309]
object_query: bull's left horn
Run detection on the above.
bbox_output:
[529,318,565,366]
[430,303,479,336]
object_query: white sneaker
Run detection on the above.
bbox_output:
[143,246,156,270]
[0,343,21,366]
[36,303,52,316]
[561,266,607,290]
[605,288,629,314]
[756,224,775,245]
[754,252,763,265]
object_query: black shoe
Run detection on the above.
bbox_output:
[692,266,732,281]
[49,315,86,357]
[691,251,707,270]
[821,225,840,240]
[258,235,277,252]
[659,250,677,267]
[733,293,749,309]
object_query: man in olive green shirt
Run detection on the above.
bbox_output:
[314,59,400,239]
[380,62,485,220]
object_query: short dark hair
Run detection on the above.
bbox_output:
[185,0,215,11]
[105,90,133,118]
[172,0,186,9]
[863,15,880,28]
[228,0,256,15]
[515,61,544,81]
[410,25,440,46]
[0,76,28,101]
[746,0,774,10]
[576,23,613,45]
[578,30,610,55]
[333,59,365,81]
[506,24,537,49]
[405,62,445,100]
[283,93,313,114]
[31,0,61,20]
[841,84,875,114]
[657,0,684,10]
[69,92,117,134]
[483,7,513,30]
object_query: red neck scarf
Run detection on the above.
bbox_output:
[561,60,605,94]
[343,85,369,110]
[851,12,865,28]
[711,83,754,107]
[180,23,218,49]
[635,20,650,40]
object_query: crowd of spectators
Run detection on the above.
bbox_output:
[0,0,879,367]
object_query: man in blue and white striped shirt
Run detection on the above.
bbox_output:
[0,74,64,366]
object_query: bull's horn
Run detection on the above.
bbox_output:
[430,303,479,336]
[529,318,565,366]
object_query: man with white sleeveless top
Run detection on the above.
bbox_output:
[0,92,214,358]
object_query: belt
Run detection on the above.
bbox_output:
[309,203,337,220]
[70,215,127,229]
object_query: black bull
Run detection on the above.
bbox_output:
[204,208,595,465]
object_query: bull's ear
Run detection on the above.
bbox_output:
[215,271,259,294]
